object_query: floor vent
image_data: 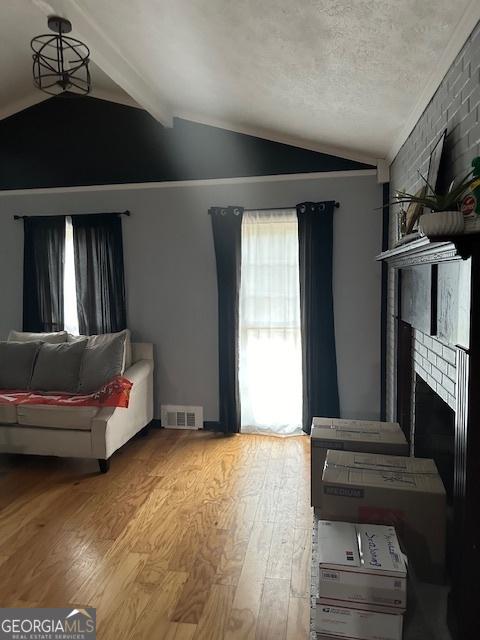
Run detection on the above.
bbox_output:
[161,405,203,430]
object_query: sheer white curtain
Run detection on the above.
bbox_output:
[239,209,303,436]
[64,216,80,335]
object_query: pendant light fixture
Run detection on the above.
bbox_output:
[31,16,91,96]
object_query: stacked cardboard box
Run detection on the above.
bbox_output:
[321,450,446,583]
[314,520,407,640]
[311,418,409,508]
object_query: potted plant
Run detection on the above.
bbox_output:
[393,170,475,237]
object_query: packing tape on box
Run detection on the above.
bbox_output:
[324,461,441,476]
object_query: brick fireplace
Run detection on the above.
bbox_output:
[378,234,479,640]
[412,330,456,411]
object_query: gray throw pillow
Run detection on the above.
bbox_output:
[8,330,67,344]
[0,341,41,390]
[30,340,87,393]
[78,332,126,394]
[68,329,131,372]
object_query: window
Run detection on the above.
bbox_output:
[239,210,303,435]
[23,213,126,336]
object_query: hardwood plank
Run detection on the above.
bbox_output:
[214,521,252,586]
[265,521,295,581]
[225,577,263,640]
[169,500,224,572]
[254,486,279,523]
[97,580,154,640]
[274,484,299,525]
[0,519,98,604]
[0,484,67,541]
[36,540,113,606]
[216,494,260,530]
[173,623,198,639]
[286,596,310,640]
[193,584,235,640]
[129,571,189,640]
[239,521,275,584]
[256,578,290,640]
[171,528,229,624]
[291,528,311,598]
[73,551,146,611]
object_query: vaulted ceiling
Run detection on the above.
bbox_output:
[1,0,479,164]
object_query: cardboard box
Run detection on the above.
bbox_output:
[321,450,446,583]
[317,520,407,612]
[311,418,409,508]
[314,604,403,640]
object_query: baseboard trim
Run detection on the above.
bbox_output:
[150,419,222,432]
[203,421,223,432]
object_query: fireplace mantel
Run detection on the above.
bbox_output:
[376,233,480,267]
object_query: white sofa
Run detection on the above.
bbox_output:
[0,342,154,473]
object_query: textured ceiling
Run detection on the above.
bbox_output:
[0,0,476,160]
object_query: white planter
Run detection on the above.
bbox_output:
[418,211,464,237]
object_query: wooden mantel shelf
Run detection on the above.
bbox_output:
[376,233,480,267]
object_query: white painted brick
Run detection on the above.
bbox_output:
[443,346,457,365]
[423,335,433,349]
[436,358,448,376]
[417,343,427,358]
[437,384,449,405]
[427,374,438,393]
[432,366,443,384]
[443,375,455,396]
[416,365,428,382]
[447,364,456,381]
[427,350,438,367]
[423,360,432,375]
[431,340,444,357]
[415,331,424,345]
[448,394,456,410]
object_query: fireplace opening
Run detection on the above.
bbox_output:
[414,374,455,504]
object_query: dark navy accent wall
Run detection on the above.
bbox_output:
[0,95,372,190]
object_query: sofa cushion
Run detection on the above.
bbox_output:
[30,340,87,393]
[78,332,126,394]
[0,404,17,424]
[8,330,67,344]
[68,329,132,371]
[16,404,99,430]
[0,341,41,390]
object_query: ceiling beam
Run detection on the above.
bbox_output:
[30,0,173,126]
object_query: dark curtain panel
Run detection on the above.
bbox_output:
[210,206,244,434]
[23,215,65,332]
[297,201,339,433]
[72,213,126,335]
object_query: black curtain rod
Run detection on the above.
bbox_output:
[245,203,340,212]
[13,210,131,220]
[209,202,340,215]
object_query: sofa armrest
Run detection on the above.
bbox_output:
[91,359,154,459]
[132,342,153,363]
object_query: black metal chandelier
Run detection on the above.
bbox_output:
[31,16,91,96]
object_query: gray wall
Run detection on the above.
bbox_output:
[0,172,382,421]
[386,21,480,419]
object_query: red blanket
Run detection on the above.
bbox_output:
[0,376,133,409]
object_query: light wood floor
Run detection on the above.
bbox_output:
[0,428,312,639]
